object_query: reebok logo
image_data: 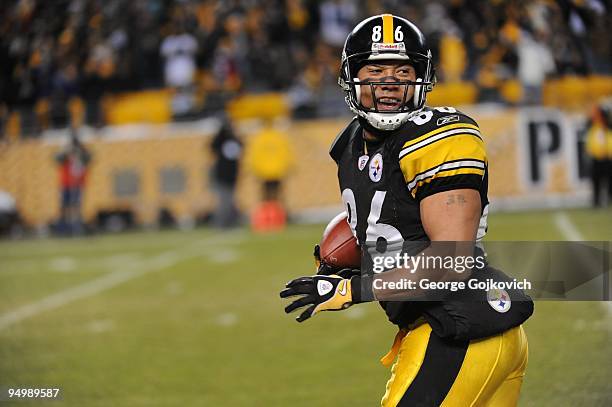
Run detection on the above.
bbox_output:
[437,114,460,126]
[317,280,333,296]
[358,155,369,171]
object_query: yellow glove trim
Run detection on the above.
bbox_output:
[312,277,352,315]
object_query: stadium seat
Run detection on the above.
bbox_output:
[227,93,289,120]
[105,90,173,124]
[500,80,523,105]
[427,82,478,106]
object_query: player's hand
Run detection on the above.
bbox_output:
[313,244,332,273]
[280,275,353,322]
[313,244,360,279]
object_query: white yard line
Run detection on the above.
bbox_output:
[553,211,585,241]
[0,232,245,331]
[553,212,612,315]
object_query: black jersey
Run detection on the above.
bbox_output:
[330,106,490,327]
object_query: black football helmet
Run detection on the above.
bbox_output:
[338,14,435,131]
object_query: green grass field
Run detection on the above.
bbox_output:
[0,208,611,406]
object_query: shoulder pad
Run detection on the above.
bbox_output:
[391,107,483,154]
[329,117,360,163]
[430,106,478,127]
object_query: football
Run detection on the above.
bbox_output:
[319,212,361,268]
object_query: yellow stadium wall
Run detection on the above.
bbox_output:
[0,120,346,226]
[0,107,591,227]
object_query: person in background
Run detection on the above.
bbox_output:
[245,119,294,231]
[0,189,22,237]
[160,22,198,117]
[585,98,612,207]
[55,130,91,235]
[318,0,357,51]
[517,30,555,105]
[245,119,293,203]
[210,117,243,228]
[82,32,115,128]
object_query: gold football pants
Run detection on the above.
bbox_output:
[381,323,528,407]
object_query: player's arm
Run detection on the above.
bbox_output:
[280,192,481,321]
[354,116,487,301]
[420,189,481,241]
[281,115,487,319]
[360,190,481,301]
[410,116,485,243]
[367,189,481,299]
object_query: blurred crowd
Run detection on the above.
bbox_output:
[0,0,610,135]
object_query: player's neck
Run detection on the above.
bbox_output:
[363,129,381,143]
[362,130,383,155]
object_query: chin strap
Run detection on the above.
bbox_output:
[358,115,387,135]
[356,108,424,134]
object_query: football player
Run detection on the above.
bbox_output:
[281,15,533,406]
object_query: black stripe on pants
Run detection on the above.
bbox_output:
[398,331,469,406]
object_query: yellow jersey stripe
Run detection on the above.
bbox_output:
[399,134,487,183]
[401,123,481,149]
[399,130,483,160]
[382,14,394,44]
[406,159,486,191]
[410,167,486,195]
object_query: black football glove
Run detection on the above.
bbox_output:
[280,274,353,322]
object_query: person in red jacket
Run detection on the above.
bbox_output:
[55,132,91,235]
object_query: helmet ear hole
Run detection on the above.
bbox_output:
[413,77,423,108]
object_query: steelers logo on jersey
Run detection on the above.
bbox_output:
[487,289,511,313]
[369,153,383,182]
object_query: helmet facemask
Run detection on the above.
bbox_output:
[339,48,435,131]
